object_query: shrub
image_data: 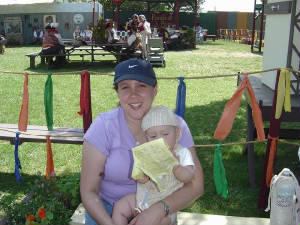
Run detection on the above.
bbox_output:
[0,172,81,225]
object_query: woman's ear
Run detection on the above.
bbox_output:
[175,126,182,142]
[153,84,158,97]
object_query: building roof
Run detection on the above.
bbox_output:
[0,0,55,5]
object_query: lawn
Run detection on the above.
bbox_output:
[0,40,299,224]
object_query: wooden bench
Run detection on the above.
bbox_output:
[204,35,217,42]
[70,203,270,225]
[26,52,68,69]
[26,52,41,69]
[0,123,83,145]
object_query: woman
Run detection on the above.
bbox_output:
[138,15,151,59]
[80,58,204,225]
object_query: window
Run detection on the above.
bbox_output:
[4,17,22,34]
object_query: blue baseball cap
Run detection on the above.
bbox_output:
[114,58,157,86]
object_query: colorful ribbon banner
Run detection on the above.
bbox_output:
[214,74,265,141]
[45,135,55,179]
[44,72,53,131]
[18,73,29,132]
[78,70,92,133]
[175,77,186,118]
[14,132,22,182]
[213,144,228,199]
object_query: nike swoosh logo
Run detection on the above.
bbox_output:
[129,65,138,69]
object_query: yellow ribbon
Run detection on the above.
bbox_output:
[275,68,291,119]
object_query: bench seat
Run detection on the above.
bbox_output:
[0,123,83,145]
[70,203,270,225]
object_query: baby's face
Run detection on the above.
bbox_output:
[145,125,179,151]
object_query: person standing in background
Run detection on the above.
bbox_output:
[33,26,44,45]
[138,15,151,59]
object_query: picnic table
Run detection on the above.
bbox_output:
[26,40,141,69]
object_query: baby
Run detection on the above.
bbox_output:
[112,105,195,225]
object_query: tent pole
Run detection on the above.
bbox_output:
[258,0,264,52]
[174,0,180,29]
[251,0,257,52]
[92,0,95,28]
[116,1,120,30]
[194,0,198,28]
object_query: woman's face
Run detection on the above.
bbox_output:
[117,79,157,122]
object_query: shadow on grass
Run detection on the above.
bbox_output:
[0,172,80,193]
[27,60,117,74]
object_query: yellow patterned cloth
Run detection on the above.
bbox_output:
[135,144,185,224]
[275,68,291,119]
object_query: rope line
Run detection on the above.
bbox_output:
[0,67,299,78]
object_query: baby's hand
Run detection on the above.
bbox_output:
[172,165,182,174]
[137,175,150,184]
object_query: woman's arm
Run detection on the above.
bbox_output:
[130,146,204,225]
[80,141,115,225]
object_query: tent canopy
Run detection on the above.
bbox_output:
[0,0,55,5]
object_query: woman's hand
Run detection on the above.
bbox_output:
[129,201,165,225]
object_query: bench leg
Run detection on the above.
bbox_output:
[244,104,256,188]
[29,57,36,69]
[41,55,46,65]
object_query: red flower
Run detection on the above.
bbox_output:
[26,214,35,225]
[37,207,46,219]
[26,214,35,221]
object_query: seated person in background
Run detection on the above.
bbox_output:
[41,23,66,66]
[73,25,86,45]
[105,19,119,44]
[112,105,195,225]
[83,24,93,42]
[0,34,6,54]
[158,25,170,50]
[33,26,44,45]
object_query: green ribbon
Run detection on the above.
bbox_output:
[44,72,53,131]
[213,144,228,199]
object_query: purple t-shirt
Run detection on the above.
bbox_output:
[83,106,194,206]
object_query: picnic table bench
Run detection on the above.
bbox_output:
[204,35,217,41]
[25,42,142,69]
[0,123,83,145]
[70,203,270,225]
[26,51,68,69]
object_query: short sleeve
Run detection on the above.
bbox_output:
[176,115,194,148]
[176,148,195,167]
[83,115,110,156]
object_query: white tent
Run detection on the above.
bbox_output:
[0,0,55,5]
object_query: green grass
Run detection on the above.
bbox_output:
[0,40,299,222]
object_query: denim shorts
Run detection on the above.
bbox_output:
[85,198,113,225]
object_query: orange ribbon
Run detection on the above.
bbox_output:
[266,135,279,187]
[45,135,55,179]
[18,73,29,132]
[214,74,265,141]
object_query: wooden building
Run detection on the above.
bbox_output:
[0,0,103,44]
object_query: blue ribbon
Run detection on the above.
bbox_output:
[14,131,22,182]
[175,77,186,118]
